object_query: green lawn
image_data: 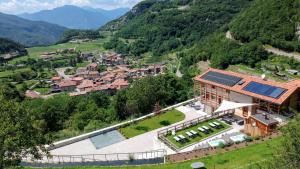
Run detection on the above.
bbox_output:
[34,87,50,95]
[76,61,90,68]
[165,119,230,148]
[9,39,109,64]
[0,68,31,78]
[119,110,185,138]
[32,137,281,169]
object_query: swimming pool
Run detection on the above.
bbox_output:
[230,134,246,143]
[90,130,126,149]
[208,139,226,147]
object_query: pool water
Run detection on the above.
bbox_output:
[208,139,226,147]
[90,130,126,149]
[230,134,246,142]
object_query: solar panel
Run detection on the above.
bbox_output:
[201,71,243,87]
[243,81,287,99]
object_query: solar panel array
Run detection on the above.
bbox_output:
[243,81,287,99]
[201,71,243,87]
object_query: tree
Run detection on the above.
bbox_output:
[270,114,300,169]
[0,93,49,169]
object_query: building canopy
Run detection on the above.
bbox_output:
[214,100,256,113]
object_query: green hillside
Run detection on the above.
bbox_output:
[102,0,251,57]
[0,38,27,54]
[229,0,300,52]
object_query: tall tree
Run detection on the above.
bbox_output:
[0,93,49,169]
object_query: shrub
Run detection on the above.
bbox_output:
[160,120,171,126]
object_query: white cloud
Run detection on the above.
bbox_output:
[0,0,142,14]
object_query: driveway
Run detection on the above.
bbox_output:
[55,67,73,79]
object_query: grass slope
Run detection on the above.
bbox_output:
[119,110,185,138]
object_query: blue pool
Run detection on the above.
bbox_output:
[90,130,126,149]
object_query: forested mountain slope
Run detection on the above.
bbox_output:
[0,38,27,54]
[101,0,252,57]
[229,0,300,52]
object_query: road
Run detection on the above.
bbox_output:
[55,67,73,79]
[226,31,300,61]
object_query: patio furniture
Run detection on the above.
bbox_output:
[209,123,217,128]
[191,162,205,169]
[190,130,198,135]
[179,135,186,140]
[173,136,181,142]
[186,131,193,137]
[198,127,208,134]
[202,126,210,131]
[213,121,220,126]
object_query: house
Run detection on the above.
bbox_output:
[111,79,129,90]
[245,114,279,136]
[72,77,84,85]
[87,63,98,71]
[194,68,300,135]
[77,80,94,92]
[81,52,94,60]
[102,53,123,65]
[25,90,40,99]
[55,80,77,92]
[76,71,100,80]
[51,76,61,83]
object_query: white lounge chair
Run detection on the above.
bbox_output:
[202,126,210,130]
[174,136,180,142]
[186,131,193,137]
[179,135,186,140]
[190,130,198,135]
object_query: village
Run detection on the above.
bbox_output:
[26,50,165,98]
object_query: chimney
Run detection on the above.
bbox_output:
[264,113,269,120]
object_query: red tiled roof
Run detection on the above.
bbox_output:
[52,76,61,81]
[77,80,94,89]
[194,68,300,105]
[88,63,98,68]
[25,90,40,99]
[57,80,77,88]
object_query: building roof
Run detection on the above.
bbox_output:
[25,90,40,99]
[88,63,98,68]
[57,80,77,88]
[251,114,279,126]
[77,80,94,89]
[51,76,61,81]
[194,68,300,105]
[72,77,84,81]
[111,79,129,89]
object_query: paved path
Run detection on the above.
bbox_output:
[225,31,300,61]
[55,67,73,79]
[50,105,205,156]
[264,45,300,61]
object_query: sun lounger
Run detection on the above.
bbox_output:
[198,127,205,132]
[209,123,217,128]
[190,130,198,135]
[202,126,210,130]
[179,135,186,140]
[173,136,180,142]
[186,131,193,137]
[213,122,220,126]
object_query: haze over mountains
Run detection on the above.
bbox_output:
[19,5,130,29]
[0,12,66,47]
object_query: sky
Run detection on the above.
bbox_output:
[0,0,143,14]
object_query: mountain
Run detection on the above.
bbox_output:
[0,13,67,47]
[101,0,252,57]
[19,5,130,29]
[229,0,300,52]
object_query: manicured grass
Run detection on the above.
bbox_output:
[76,61,90,68]
[31,137,281,169]
[165,119,230,148]
[119,110,185,138]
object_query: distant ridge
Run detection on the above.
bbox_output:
[0,12,67,47]
[19,5,130,29]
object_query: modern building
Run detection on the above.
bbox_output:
[194,68,300,136]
